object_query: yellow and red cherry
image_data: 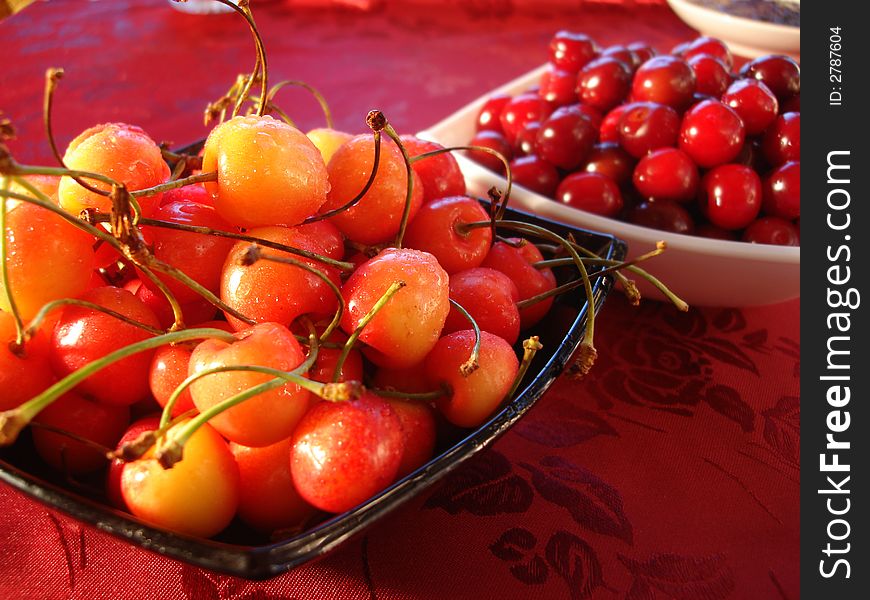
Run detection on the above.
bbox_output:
[443,267,521,345]
[403,196,492,274]
[401,136,467,203]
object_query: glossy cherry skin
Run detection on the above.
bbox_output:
[426,330,519,428]
[386,398,437,478]
[0,312,56,410]
[549,31,599,72]
[509,155,560,197]
[627,200,694,234]
[499,93,552,145]
[631,55,696,111]
[699,164,763,230]
[341,248,449,369]
[555,172,623,217]
[443,267,521,345]
[678,99,745,168]
[739,55,800,102]
[32,392,129,475]
[583,142,635,186]
[121,420,240,538]
[599,104,629,143]
[539,66,580,107]
[107,415,161,509]
[577,57,633,111]
[403,196,493,274]
[633,148,699,203]
[762,112,800,167]
[627,42,657,65]
[290,392,404,514]
[601,46,639,70]
[481,240,556,329]
[721,79,779,135]
[468,130,513,173]
[742,216,800,246]
[535,105,597,170]
[476,94,512,133]
[401,136,466,203]
[617,102,680,158]
[515,121,542,156]
[687,54,730,98]
[305,328,364,385]
[683,36,733,69]
[230,437,317,533]
[763,161,800,220]
[50,286,162,406]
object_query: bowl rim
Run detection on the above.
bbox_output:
[665,0,800,36]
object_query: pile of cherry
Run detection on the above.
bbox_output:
[468,31,800,245]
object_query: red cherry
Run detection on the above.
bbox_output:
[584,142,635,186]
[515,121,542,156]
[555,172,623,217]
[627,200,694,234]
[683,36,733,69]
[0,312,55,411]
[687,54,731,98]
[481,240,556,329]
[742,217,800,246]
[499,93,551,145]
[678,99,745,168]
[617,101,680,158]
[305,327,364,385]
[468,130,512,173]
[443,267,521,345]
[633,148,699,203]
[699,164,762,230]
[762,111,800,167]
[509,155,560,197]
[577,57,633,111]
[627,42,657,65]
[107,415,161,509]
[386,398,437,478]
[782,93,800,113]
[721,79,779,135]
[739,55,800,102]
[401,136,466,203]
[763,161,800,220]
[601,45,639,70]
[539,66,580,108]
[290,393,404,514]
[631,55,696,111]
[549,31,598,73]
[476,94,512,133]
[599,104,629,143]
[534,105,597,170]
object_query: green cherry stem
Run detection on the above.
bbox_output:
[331,280,405,383]
[377,117,414,249]
[503,336,543,401]
[263,80,334,129]
[370,388,447,401]
[129,171,217,198]
[24,298,164,342]
[0,328,237,447]
[448,298,481,377]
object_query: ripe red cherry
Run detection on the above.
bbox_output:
[481,240,556,329]
[107,415,161,509]
[304,327,364,385]
[443,267,521,345]
[499,93,551,145]
[739,55,800,102]
[403,196,493,274]
[476,94,512,133]
[534,105,597,170]
[509,155,560,197]
[426,330,519,428]
[601,46,639,70]
[721,79,779,135]
[687,54,730,97]
[633,148,699,203]
[549,31,598,72]
[627,200,694,234]
[341,248,449,369]
[762,112,800,167]
[583,142,635,186]
[699,164,762,230]
[539,66,580,107]
[515,121,542,156]
[599,104,629,143]
[50,286,162,406]
[627,42,657,64]
[555,172,622,217]
[385,398,437,478]
[678,99,745,168]
[468,130,512,173]
[577,57,633,111]
[742,217,800,246]
[683,36,733,69]
[290,392,404,514]
[763,161,800,220]
[401,136,466,203]
[1,312,56,411]
[631,55,696,111]
[617,102,680,158]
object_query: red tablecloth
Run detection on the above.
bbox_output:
[0,1,799,598]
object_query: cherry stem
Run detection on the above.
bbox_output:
[370,388,446,401]
[304,129,382,225]
[213,0,269,117]
[331,280,406,383]
[0,178,25,352]
[28,421,115,462]
[377,117,414,249]
[262,80,334,129]
[129,170,217,198]
[25,298,164,343]
[160,147,203,172]
[504,336,543,401]
[0,327,237,447]
[448,298,481,377]
[3,162,117,197]
[240,245,345,341]
[532,241,666,273]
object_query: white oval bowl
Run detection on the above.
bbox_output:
[417,64,800,308]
